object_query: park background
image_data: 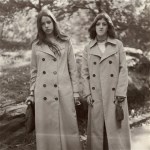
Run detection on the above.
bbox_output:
[0,0,150,150]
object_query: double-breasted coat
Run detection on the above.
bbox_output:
[81,38,131,150]
[30,39,82,150]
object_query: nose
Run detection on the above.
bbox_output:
[99,24,103,28]
[45,24,48,28]
[45,23,49,28]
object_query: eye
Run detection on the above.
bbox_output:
[41,22,45,26]
[96,22,100,26]
[102,22,107,26]
[47,21,52,24]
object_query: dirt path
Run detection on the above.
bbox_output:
[131,119,150,150]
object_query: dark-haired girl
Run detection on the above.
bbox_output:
[81,13,131,150]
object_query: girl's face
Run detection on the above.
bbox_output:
[96,18,108,37]
[41,16,54,36]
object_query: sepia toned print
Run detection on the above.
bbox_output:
[0,1,150,150]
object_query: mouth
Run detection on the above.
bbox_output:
[98,30,103,33]
[46,29,52,32]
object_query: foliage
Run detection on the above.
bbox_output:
[2,9,37,43]
[0,39,31,51]
[0,0,150,52]
[127,55,150,111]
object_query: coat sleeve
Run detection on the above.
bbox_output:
[116,41,128,97]
[30,43,37,92]
[67,40,79,97]
[81,45,91,98]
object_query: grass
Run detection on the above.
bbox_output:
[0,65,30,104]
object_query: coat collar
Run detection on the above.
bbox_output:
[89,37,117,48]
[89,42,103,57]
[89,37,118,62]
[100,43,118,62]
[38,44,56,58]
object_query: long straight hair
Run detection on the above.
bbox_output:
[36,9,68,56]
[89,13,116,40]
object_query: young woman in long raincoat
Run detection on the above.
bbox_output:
[26,9,82,150]
[81,13,131,150]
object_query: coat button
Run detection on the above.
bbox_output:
[42,58,45,61]
[92,87,95,90]
[43,71,46,74]
[92,99,94,103]
[93,74,96,77]
[110,74,114,77]
[54,84,57,87]
[109,60,112,64]
[55,97,58,101]
[53,71,57,75]
[43,84,46,87]
[43,97,47,100]
[112,88,115,91]
[53,58,57,61]
[87,76,90,80]
[93,62,97,65]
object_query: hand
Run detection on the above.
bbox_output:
[74,97,81,106]
[87,95,94,106]
[115,96,125,105]
[25,96,34,105]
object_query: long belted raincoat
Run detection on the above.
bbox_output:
[30,39,82,150]
[81,37,131,150]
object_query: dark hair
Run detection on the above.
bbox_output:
[88,13,116,39]
[35,9,68,56]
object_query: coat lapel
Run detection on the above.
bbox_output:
[39,44,56,58]
[89,39,102,58]
[100,45,117,62]
[100,38,118,63]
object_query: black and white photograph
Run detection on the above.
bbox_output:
[0,0,150,150]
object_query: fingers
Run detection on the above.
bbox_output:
[27,101,32,105]
[87,95,94,106]
[74,97,81,106]
[25,96,34,105]
[114,96,125,105]
[87,96,91,105]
